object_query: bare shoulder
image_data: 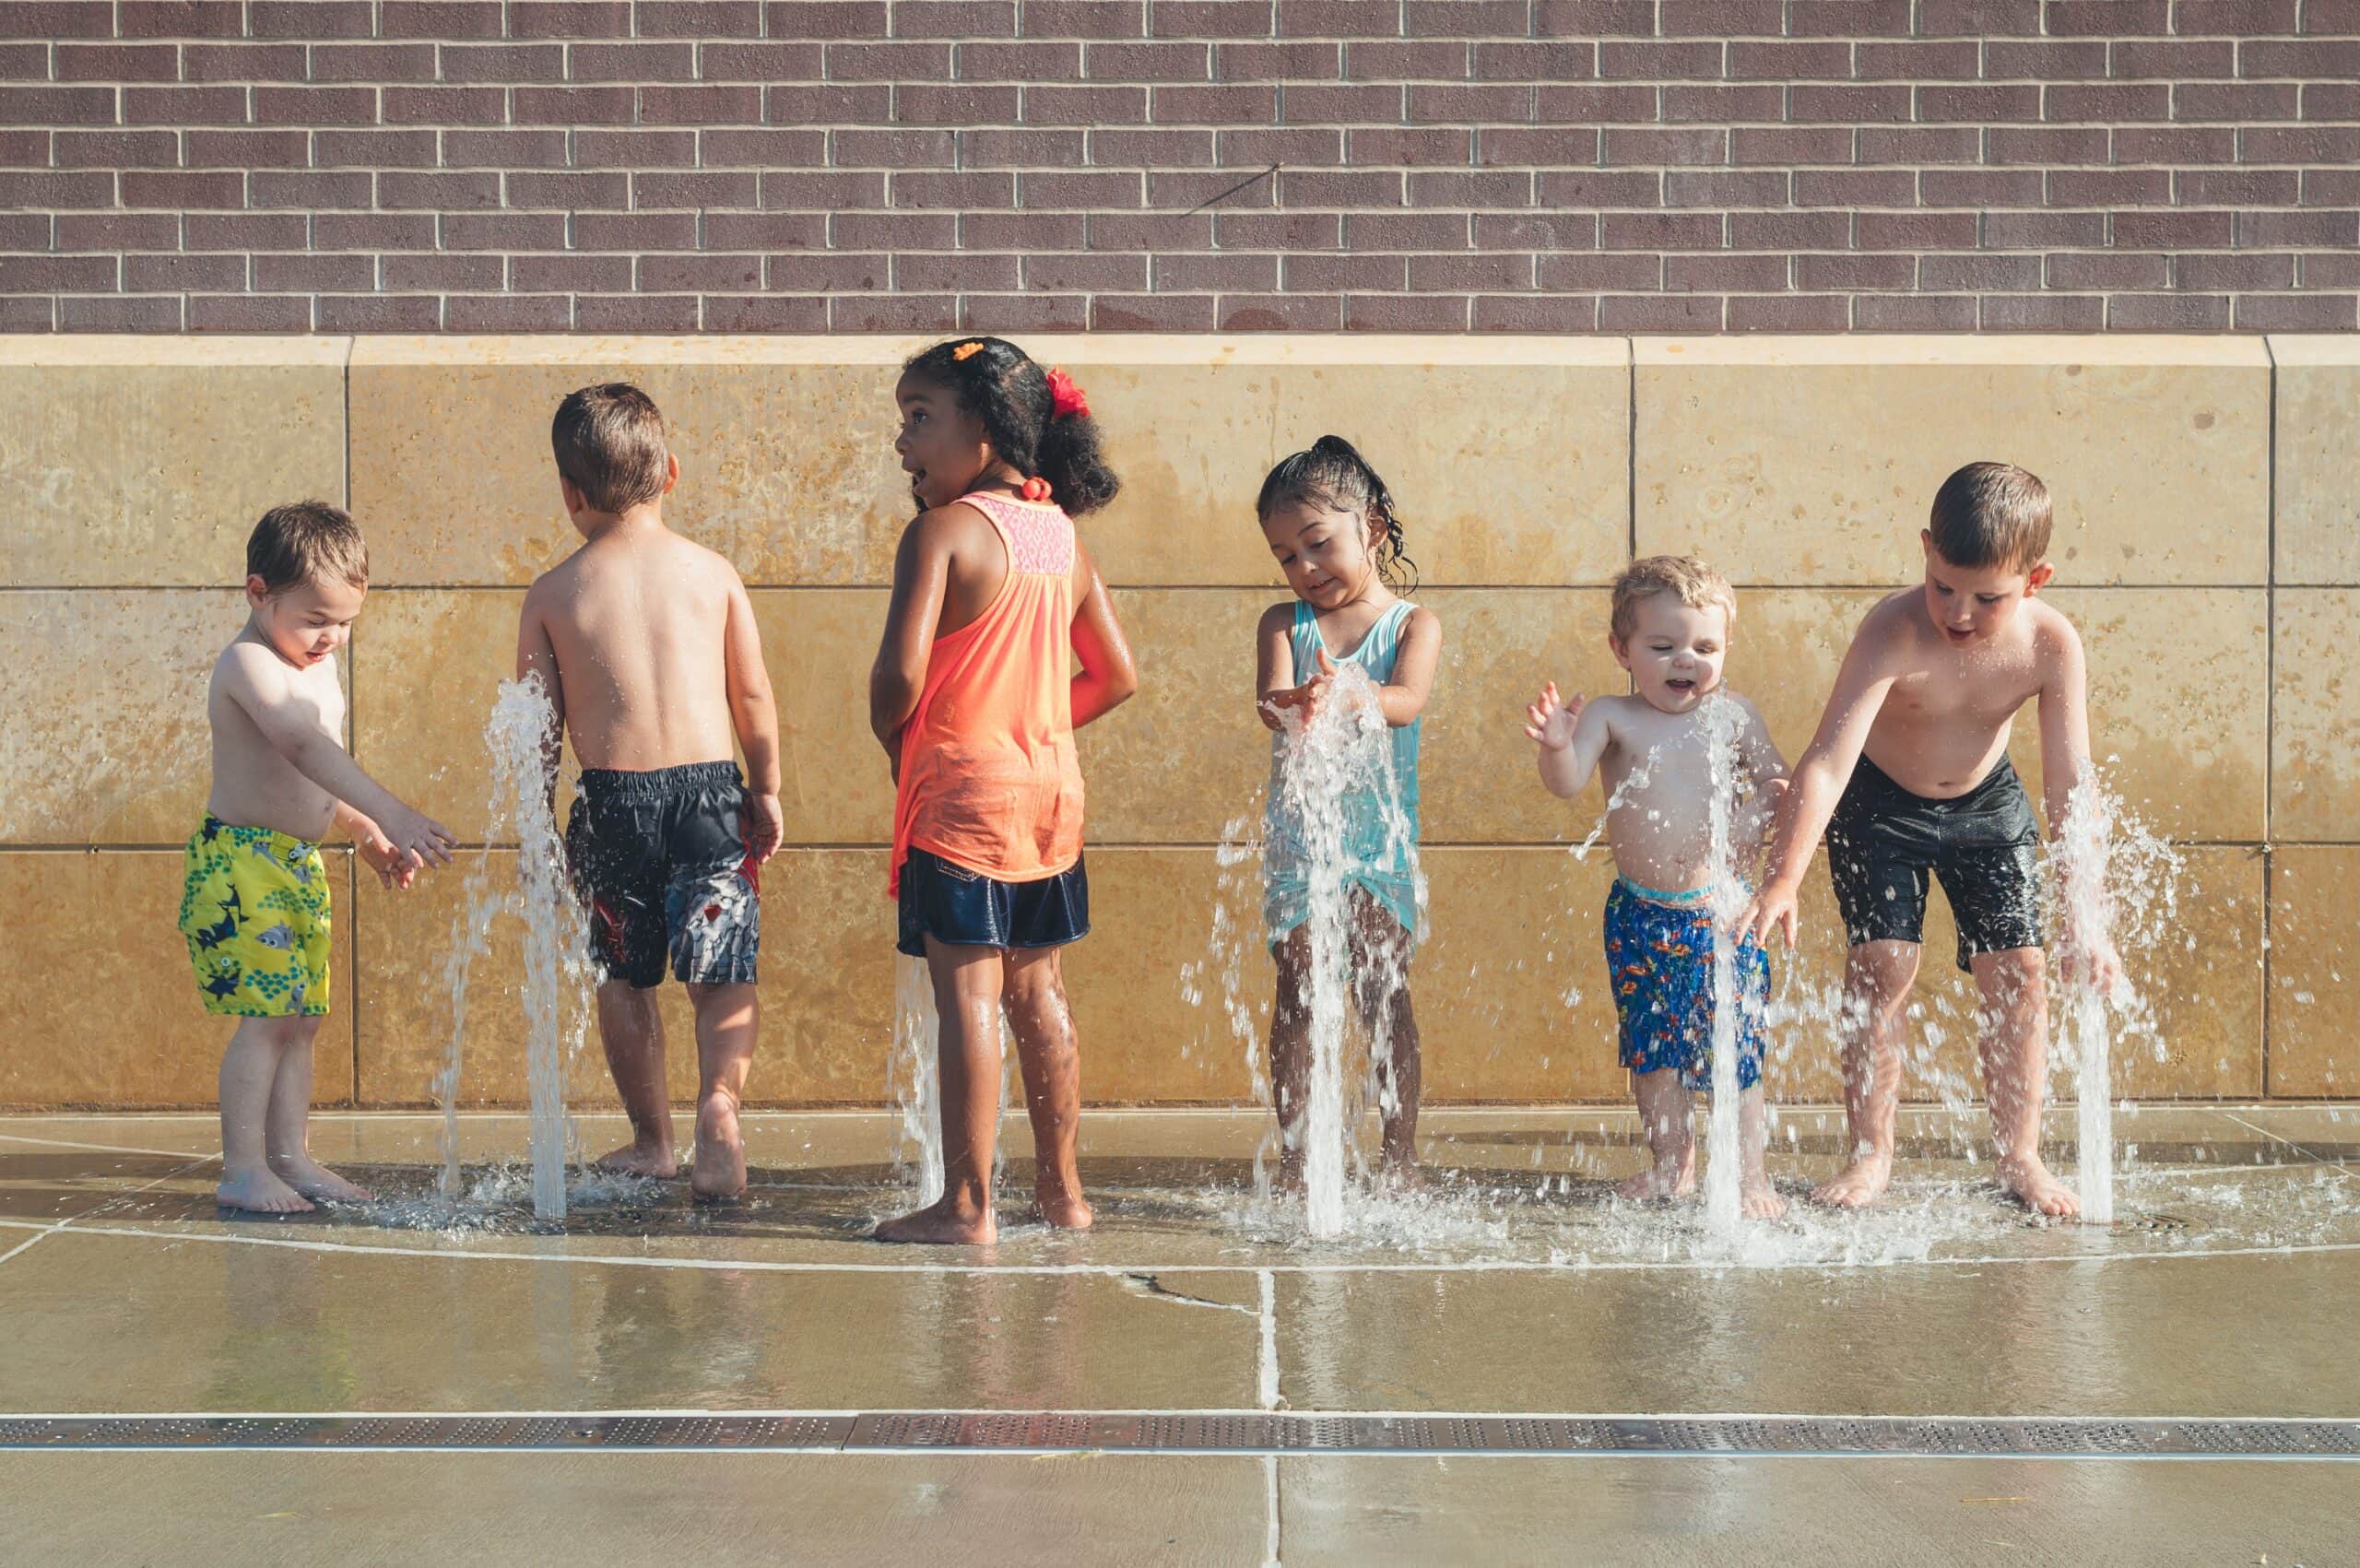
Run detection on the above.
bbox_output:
[1257,600,1299,638]
[900,500,992,560]
[1400,601,1441,639]
[1844,588,1922,666]
[1722,690,1770,724]
[1587,691,1647,736]
[214,635,286,698]
[2024,595,2085,676]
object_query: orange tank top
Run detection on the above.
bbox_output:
[888,490,1086,895]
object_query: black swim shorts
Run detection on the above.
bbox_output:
[1824,753,2044,973]
[566,760,759,989]
[895,846,1089,960]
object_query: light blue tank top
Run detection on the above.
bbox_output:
[1263,598,1423,913]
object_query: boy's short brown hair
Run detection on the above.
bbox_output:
[246,501,368,595]
[1928,460,2051,573]
[551,382,670,514]
[1610,553,1738,643]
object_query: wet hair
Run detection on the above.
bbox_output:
[900,336,1121,516]
[1928,460,2052,573]
[1609,554,1736,643]
[1255,434,1419,593]
[551,382,671,514]
[246,500,368,595]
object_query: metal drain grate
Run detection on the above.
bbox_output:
[2,1414,2354,1458]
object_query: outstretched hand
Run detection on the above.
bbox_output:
[378,803,456,875]
[1262,646,1339,726]
[1525,681,1582,751]
[1740,878,1800,951]
[357,826,419,890]
[2059,930,2128,1001]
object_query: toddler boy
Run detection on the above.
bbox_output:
[1528,556,1790,1218]
[1742,462,2123,1217]
[184,501,454,1213]
[517,383,783,1200]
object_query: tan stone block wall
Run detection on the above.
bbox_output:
[0,334,2347,1110]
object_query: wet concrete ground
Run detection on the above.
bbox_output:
[3,1103,2355,1564]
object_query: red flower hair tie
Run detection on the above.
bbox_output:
[1045,365,1090,421]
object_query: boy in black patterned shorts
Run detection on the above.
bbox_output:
[1743,463,2124,1218]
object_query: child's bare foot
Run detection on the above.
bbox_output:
[1998,1155,2081,1219]
[875,1196,997,1246]
[268,1155,371,1203]
[1810,1151,1894,1208]
[1740,1176,1788,1220]
[217,1167,314,1215]
[1273,1151,1305,1196]
[1035,1182,1093,1231]
[592,1139,677,1179]
[1615,1162,1695,1202]
[689,1094,747,1201]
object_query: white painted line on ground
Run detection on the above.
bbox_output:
[1257,1270,1280,1412]
[6,1407,2345,1424]
[25,1217,2360,1278]
[0,1131,224,1159]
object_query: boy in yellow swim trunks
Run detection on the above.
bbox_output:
[183,501,455,1213]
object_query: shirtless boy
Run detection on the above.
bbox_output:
[184,501,455,1213]
[517,384,784,1200]
[1742,462,2124,1218]
[1528,556,1790,1219]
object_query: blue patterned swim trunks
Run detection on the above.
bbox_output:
[1602,878,1767,1093]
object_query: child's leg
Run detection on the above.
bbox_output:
[684,981,757,1200]
[1972,946,2078,1217]
[1617,1067,1695,1201]
[217,1018,313,1213]
[1811,938,1918,1208]
[260,1015,368,1202]
[1267,926,1312,1189]
[1350,896,1421,1176]
[876,938,1004,1244]
[1737,1084,1787,1218]
[592,979,675,1175]
[1000,946,1092,1229]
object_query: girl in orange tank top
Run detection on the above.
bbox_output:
[867,336,1139,1247]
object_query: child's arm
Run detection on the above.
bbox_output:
[2035,615,2125,994]
[1372,605,1440,727]
[721,568,785,863]
[221,645,454,870]
[1068,541,1137,730]
[1526,683,1612,799]
[1733,695,1792,855]
[1740,624,1897,948]
[514,589,567,800]
[870,513,953,764]
[1255,603,1314,731]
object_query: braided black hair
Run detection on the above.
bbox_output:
[900,336,1122,517]
[1255,434,1420,593]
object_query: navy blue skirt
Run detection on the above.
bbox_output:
[896,847,1091,959]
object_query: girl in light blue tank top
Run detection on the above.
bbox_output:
[1254,436,1442,1181]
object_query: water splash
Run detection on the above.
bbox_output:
[1696,694,1752,1244]
[890,954,944,1206]
[1266,665,1422,1239]
[2048,767,2183,1226]
[432,675,589,1223]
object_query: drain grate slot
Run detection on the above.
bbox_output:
[2,1413,2354,1458]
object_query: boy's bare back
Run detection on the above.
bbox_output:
[1842,586,2084,800]
[519,522,752,772]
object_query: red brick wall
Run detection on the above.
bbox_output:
[0,0,2354,333]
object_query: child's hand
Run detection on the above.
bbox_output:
[1740,877,1800,951]
[2059,929,2127,1001]
[1264,647,1338,726]
[744,791,785,865]
[358,829,419,890]
[378,803,457,874]
[1525,681,1582,751]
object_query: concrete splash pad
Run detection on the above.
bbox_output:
[2,1105,2354,1564]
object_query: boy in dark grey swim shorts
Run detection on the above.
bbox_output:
[1743,462,2125,1220]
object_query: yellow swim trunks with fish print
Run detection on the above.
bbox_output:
[179,816,332,1018]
